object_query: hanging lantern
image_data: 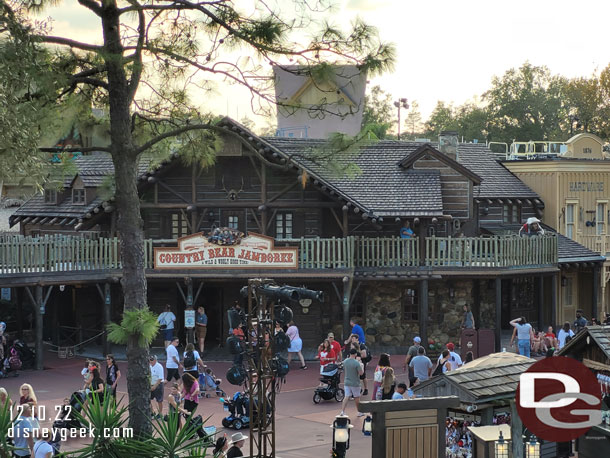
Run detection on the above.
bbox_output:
[526,435,540,458]
[494,431,509,458]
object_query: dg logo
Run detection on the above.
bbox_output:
[516,356,602,442]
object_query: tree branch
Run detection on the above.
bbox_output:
[127,0,145,103]
[77,0,102,16]
[37,35,103,52]
[136,123,213,154]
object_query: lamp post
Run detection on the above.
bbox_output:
[525,435,540,458]
[331,414,353,458]
[494,431,509,458]
[394,98,409,140]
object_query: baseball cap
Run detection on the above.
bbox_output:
[149,355,157,361]
[413,336,421,343]
[327,332,334,338]
[446,342,455,351]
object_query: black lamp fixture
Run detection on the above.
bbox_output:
[331,414,353,458]
[362,415,372,436]
[494,431,509,458]
[526,434,540,458]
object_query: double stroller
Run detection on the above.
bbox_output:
[313,363,345,404]
[199,368,226,398]
[51,390,87,446]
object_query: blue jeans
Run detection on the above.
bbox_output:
[518,339,530,357]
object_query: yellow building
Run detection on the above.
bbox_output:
[504,133,609,323]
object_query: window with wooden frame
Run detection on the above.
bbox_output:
[72,188,85,205]
[563,275,576,307]
[402,288,419,322]
[502,204,521,224]
[565,201,578,239]
[596,201,607,235]
[44,189,57,204]
[171,213,188,239]
[228,215,239,230]
[275,212,293,239]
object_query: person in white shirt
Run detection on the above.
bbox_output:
[158,304,177,348]
[150,355,165,418]
[557,322,575,349]
[437,343,462,370]
[166,337,182,382]
[33,429,54,458]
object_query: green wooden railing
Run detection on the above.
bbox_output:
[0,234,557,274]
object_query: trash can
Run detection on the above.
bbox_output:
[477,329,495,358]
[461,329,478,359]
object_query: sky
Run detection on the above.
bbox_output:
[38,0,610,127]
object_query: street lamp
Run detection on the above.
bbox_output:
[494,431,509,458]
[526,435,540,458]
[394,98,409,140]
[331,414,353,458]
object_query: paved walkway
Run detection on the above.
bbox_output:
[1,350,414,457]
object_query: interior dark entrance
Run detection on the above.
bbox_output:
[197,286,224,351]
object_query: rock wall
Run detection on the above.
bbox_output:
[362,280,496,348]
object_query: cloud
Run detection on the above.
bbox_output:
[345,0,393,11]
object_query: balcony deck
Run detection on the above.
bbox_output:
[0,234,558,284]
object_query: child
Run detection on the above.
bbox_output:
[392,382,407,400]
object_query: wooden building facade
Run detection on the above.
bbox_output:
[1,119,599,362]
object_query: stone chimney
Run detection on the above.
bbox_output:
[439,131,459,160]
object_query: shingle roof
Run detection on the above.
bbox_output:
[457,144,539,199]
[265,137,444,216]
[556,325,610,360]
[12,195,104,219]
[413,352,535,402]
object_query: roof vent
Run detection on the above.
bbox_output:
[439,131,458,160]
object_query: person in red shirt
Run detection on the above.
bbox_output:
[315,339,336,374]
[543,326,558,349]
[327,332,342,363]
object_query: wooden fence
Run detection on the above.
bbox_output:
[0,234,557,274]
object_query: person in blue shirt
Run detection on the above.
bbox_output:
[12,404,38,457]
[196,306,208,354]
[400,221,414,239]
[350,318,365,344]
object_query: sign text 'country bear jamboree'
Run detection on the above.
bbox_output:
[154,230,298,269]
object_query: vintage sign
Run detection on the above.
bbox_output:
[569,181,604,192]
[184,310,195,328]
[154,232,298,270]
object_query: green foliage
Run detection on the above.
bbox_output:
[150,411,212,458]
[424,101,459,138]
[0,400,15,458]
[404,101,423,139]
[361,85,393,139]
[107,309,160,347]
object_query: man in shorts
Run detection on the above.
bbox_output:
[165,337,182,382]
[341,348,364,417]
[150,355,165,418]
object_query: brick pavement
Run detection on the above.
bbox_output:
[0,350,412,457]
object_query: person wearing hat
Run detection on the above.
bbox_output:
[149,355,165,419]
[227,432,248,458]
[403,336,425,379]
[213,435,229,457]
[519,217,545,237]
[437,343,462,371]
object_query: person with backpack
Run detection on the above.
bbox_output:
[158,304,176,348]
[372,353,391,400]
[345,333,370,395]
[436,343,462,371]
[183,343,204,381]
[432,350,452,377]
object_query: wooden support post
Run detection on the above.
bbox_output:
[35,286,44,371]
[473,280,480,330]
[342,206,348,237]
[342,277,354,342]
[538,276,544,330]
[495,278,501,352]
[510,400,524,458]
[418,224,427,266]
[261,163,267,235]
[592,264,600,320]
[551,274,558,332]
[419,279,429,347]
[103,284,111,356]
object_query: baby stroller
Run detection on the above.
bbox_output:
[199,368,226,398]
[12,340,35,370]
[1,345,22,378]
[313,364,345,404]
[52,390,86,436]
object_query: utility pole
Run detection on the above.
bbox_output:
[394,98,409,140]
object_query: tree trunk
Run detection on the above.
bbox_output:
[102,1,151,437]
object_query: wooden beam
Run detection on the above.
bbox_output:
[195,208,208,233]
[139,201,342,209]
[248,208,263,233]
[156,179,191,204]
[495,278,501,352]
[266,209,278,232]
[261,162,267,235]
[193,281,204,306]
[268,181,299,203]
[329,208,344,233]
[342,206,349,237]
[419,279,429,348]
[248,155,263,182]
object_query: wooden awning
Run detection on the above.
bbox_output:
[583,357,610,372]
[468,424,511,443]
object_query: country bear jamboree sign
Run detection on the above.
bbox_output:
[154,232,298,269]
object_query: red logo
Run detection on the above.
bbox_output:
[516,356,601,442]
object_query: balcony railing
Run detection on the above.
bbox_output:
[579,235,610,256]
[0,234,557,275]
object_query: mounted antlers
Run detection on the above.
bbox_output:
[221,176,245,201]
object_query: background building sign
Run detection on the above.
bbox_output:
[154,232,298,269]
[569,181,604,192]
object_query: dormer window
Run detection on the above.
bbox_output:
[73,188,85,204]
[44,189,57,204]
